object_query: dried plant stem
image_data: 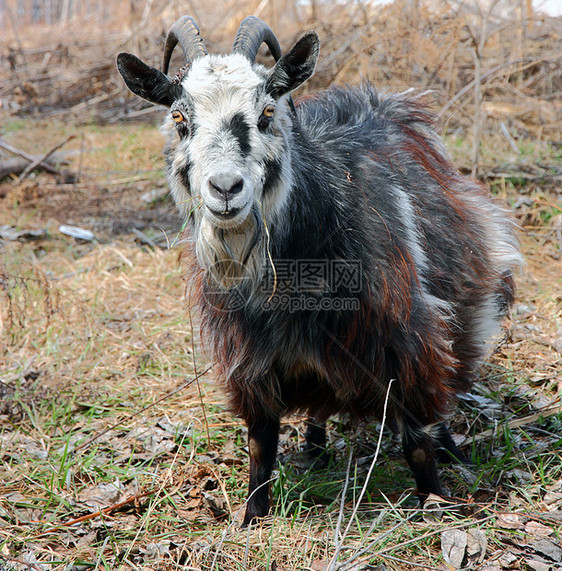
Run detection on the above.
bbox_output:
[327,379,395,570]
[73,365,213,454]
[471,45,482,177]
[188,303,211,448]
[0,138,60,174]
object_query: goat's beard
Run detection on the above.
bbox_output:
[196,203,265,290]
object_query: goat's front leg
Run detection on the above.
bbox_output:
[242,416,280,526]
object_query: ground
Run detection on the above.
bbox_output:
[0,2,561,570]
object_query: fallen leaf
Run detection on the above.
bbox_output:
[441,529,467,569]
[497,512,525,529]
[543,491,562,507]
[203,491,228,520]
[525,521,554,537]
[530,539,562,562]
[526,557,552,571]
[140,541,171,561]
[466,528,487,564]
[77,478,124,512]
[498,551,518,568]
[76,531,98,549]
[423,494,445,522]
[505,469,533,484]
[5,491,26,503]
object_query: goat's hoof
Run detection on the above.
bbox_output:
[303,445,332,469]
[241,507,268,528]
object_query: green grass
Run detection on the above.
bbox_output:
[0,118,27,135]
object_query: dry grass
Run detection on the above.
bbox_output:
[0,0,561,569]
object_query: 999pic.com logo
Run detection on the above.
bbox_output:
[261,259,362,295]
[261,293,360,313]
[202,258,363,313]
[203,260,251,312]
[260,259,362,313]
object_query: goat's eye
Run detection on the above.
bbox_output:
[263,105,275,118]
[258,105,275,131]
[171,110,185,123]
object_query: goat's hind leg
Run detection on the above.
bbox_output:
[402,421,445,500]
[434,422,467,465]
[303,417,327,462]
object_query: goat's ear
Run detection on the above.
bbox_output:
[117,53,181,107]
[266,32,319,99]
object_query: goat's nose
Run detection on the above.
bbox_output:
[208,173,244,199]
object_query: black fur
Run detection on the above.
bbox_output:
[117,53,182,107]
[262,157,283,194]
[266,32,319,99]
[199,84,519,524]
[227,113,252,157]
[117,21,520,528]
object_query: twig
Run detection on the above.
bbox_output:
[500,122,521,154]
[19,135,75,181]
[471,45,482,177]
[332,447,353,559]
[0,157,39,179]
[483,171,562,184]
[438,55,556,119]
[77,132,85,183]
[132,227,158,248]
[0,138,60,175]
[31,487,158,531]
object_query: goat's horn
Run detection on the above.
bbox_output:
[233,16,282,63]
[162,16,207,75]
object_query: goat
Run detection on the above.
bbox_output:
[117,16,522,526]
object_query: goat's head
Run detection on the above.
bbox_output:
[117,17,319,287]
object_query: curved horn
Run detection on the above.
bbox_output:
[233,16,282,63]
[162,16,207,75]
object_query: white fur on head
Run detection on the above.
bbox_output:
[163,54,294,288]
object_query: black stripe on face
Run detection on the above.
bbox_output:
[228,113,251,157]
[178,162,191,193]
[263,158,282,194]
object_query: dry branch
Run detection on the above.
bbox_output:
[0,138,61,174]
[0,157,33,179]
[18,134,75,181]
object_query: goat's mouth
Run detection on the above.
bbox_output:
[205,202,252,228]
[210,207,241,220]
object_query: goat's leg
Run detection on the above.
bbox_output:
[303,417,326,460]
[402,423,444,500]
[434,422,467,464]
[242,417,280,526]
